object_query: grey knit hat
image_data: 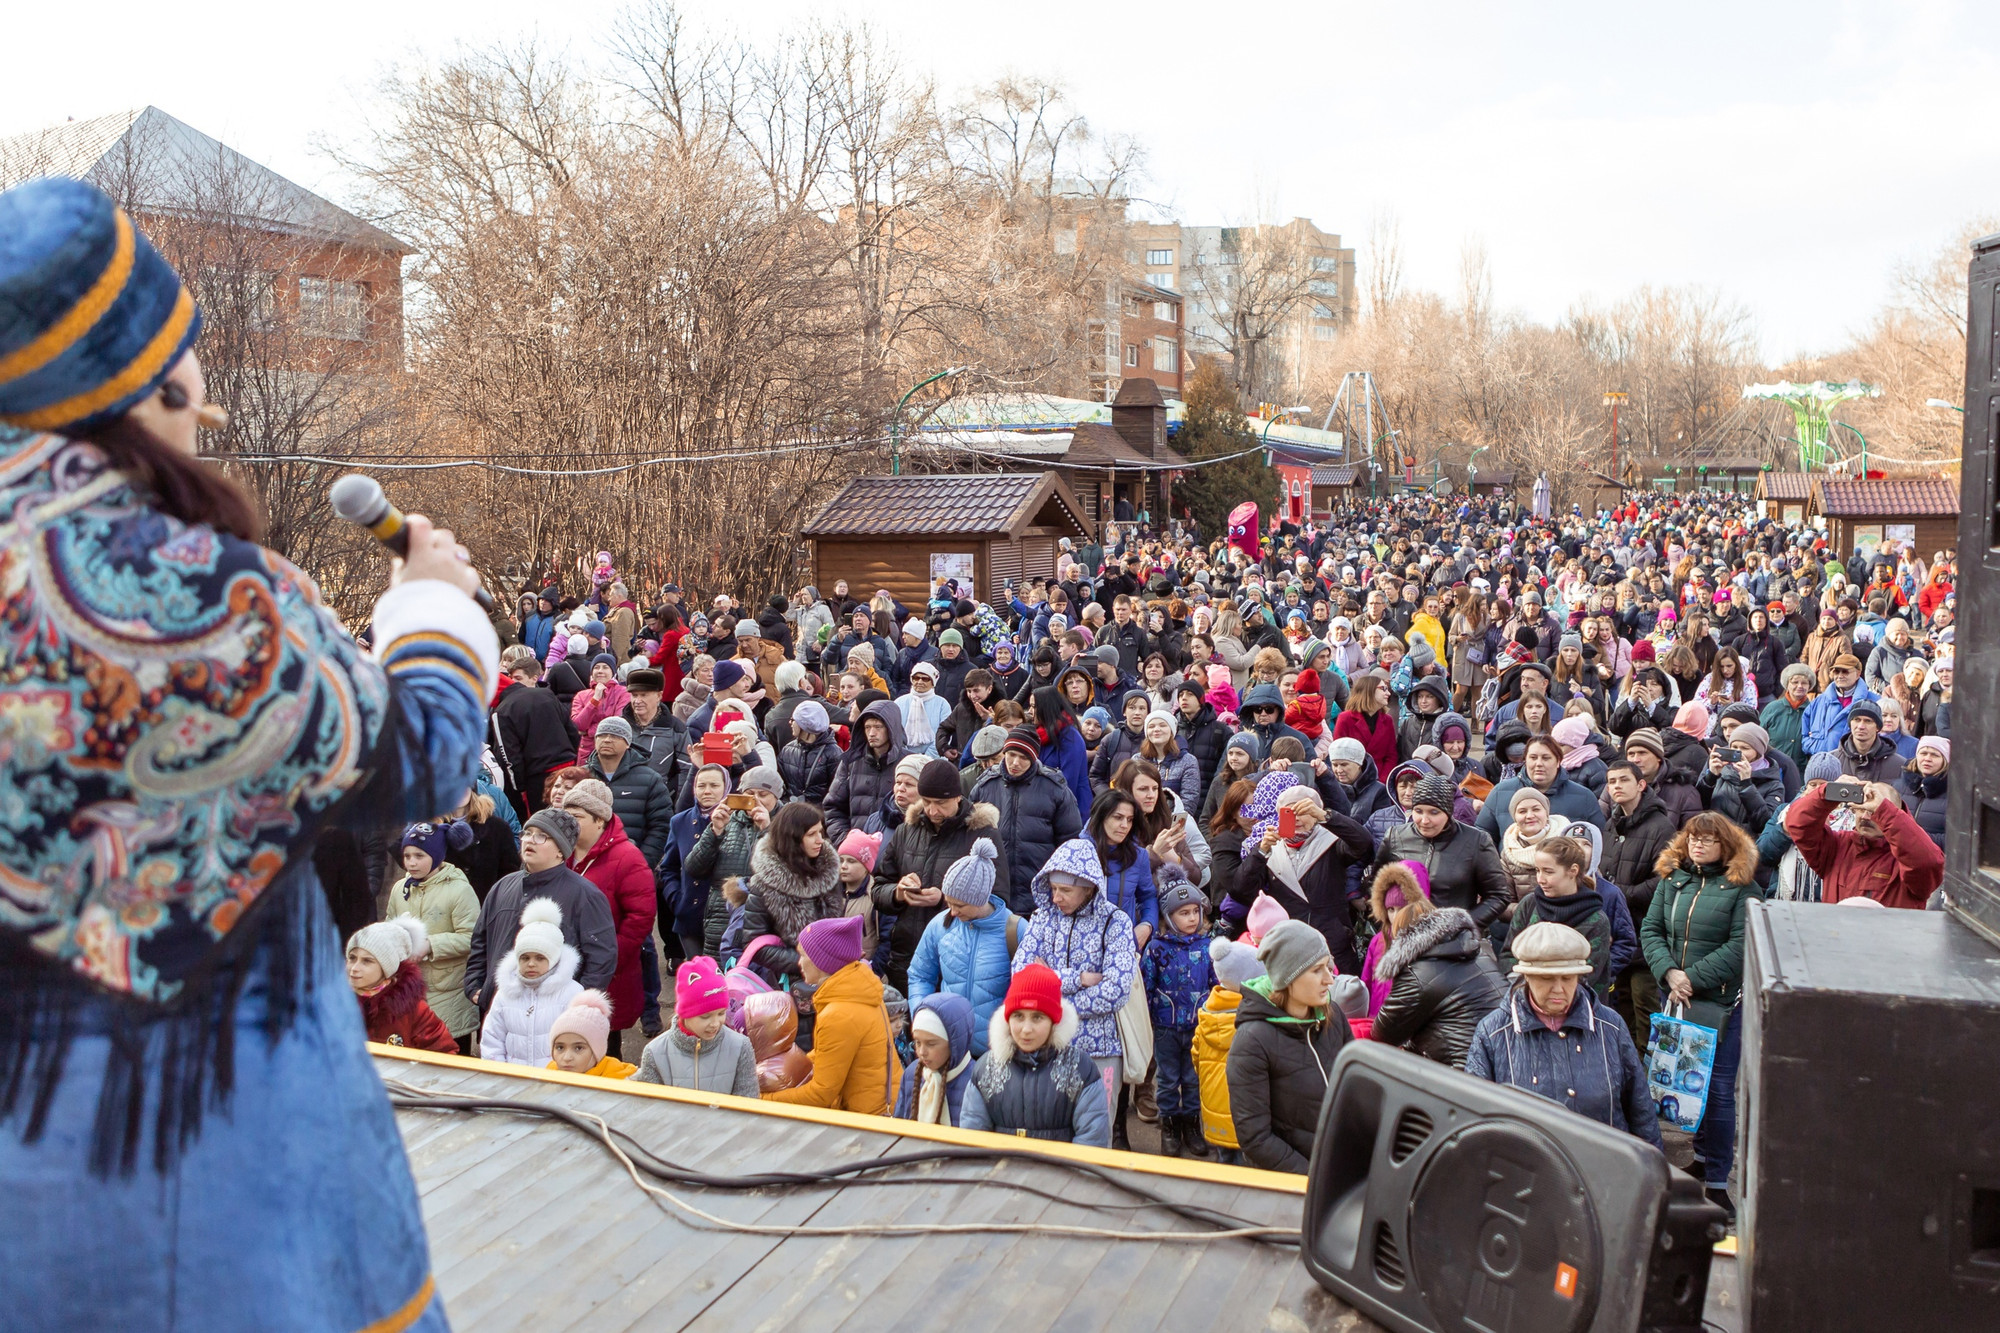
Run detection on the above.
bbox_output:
[594,716,635,743]
[1328,737,1367,766]
[738,766,784,795]
[1257,919,1332,991]
[940,838,999,906]
[1409,775,1458,814]
[560,777,615,822]
[1804,750,1845,784]
[524,806,579,858]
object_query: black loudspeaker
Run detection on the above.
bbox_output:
[1303,1042,1723,1333]
[1740,902,2000,1330]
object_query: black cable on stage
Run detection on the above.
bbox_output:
[387,1090,1300,1248]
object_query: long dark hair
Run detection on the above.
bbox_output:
[85,415,265,542]
[1088,790,1141,870]
[1030,684,1074,737]
[1111,758,1175,846]
[765,801,828,877]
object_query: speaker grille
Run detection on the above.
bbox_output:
[1372,1220,1405,1287]
[1390,1105,1434,1164]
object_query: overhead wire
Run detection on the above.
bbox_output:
[384,1079,1301,1247]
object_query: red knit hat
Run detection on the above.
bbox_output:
[1297,668,1322,697]
[1003,963,1063,1020]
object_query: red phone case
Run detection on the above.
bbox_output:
[1278,806,1297,839]
[702,735,734,767]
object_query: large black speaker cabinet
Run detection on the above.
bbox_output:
[1740,902,2000,1330]
[1303,1041,1723,1333]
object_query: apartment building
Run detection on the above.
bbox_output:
[1131,217,1356,364]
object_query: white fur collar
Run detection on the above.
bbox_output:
[985,999,1079,1061]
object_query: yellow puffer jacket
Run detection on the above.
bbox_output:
[767,961,903,1115]
[1192,986,1244,1148]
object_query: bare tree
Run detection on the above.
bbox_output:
[1183,216,1323,401]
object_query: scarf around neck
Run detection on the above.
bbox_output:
[917,1051,973,1125]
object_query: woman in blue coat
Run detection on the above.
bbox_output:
[892,993,978,1125]
[905,840,1019,1055]
[1031,684,1093,820]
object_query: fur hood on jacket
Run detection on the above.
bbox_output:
[1374,905,1479,983]
[899,798,1000,833]
[985,997,1081,1061]
[497,940,581,999]
[1653,819,1758,885]
[1369,859,1433,927]
[357,959,428,1026]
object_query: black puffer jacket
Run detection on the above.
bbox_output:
[968,763,1083,915]
[1371,906,1507,1069]
[1599,793,1677,915]
[1902,768,1947,849]
[1175,702,1234,791]
[587,748,675,867]
[869,800,1005,993]
[778,733,842,806]
[822,700,909,841]
[1225,980,1350,1174]
[1373,819,1511,930]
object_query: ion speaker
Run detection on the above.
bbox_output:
[1302,1042,1724,1333]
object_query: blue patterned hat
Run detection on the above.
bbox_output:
[0,177,201,432]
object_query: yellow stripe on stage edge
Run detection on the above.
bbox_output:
[355,1273,435,1333]
[2,284,194,430]
[0,210,136,386]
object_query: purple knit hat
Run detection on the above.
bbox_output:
[799,915,866,975]
[1242,769,1302,845]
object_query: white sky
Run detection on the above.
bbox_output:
[6,0,1995,362]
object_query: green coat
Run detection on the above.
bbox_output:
[1640,865,1751,1012]
[388,862,482,1036]
[1759,696,1808,768]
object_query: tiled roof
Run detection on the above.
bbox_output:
[1759,472,1814,500]
[803,472,1084,537]
[1473,470,1516,486]
[0,107,413,253]
[1311,463,1358,486]
[1062,423,1187,469]
[1816,478,1960,517]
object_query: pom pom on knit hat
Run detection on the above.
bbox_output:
[513,897,566,963]
[798,914,866,975]
[674,957,730,1020]
[837,828,884,873]
[940,838,999,906]
[548,990,613,1063]
[348,914,429,975]
[1210,936,1266,992]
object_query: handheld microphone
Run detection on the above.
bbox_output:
[330,474,495,611]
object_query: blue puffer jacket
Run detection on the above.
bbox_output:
[1142,926,1217,1032]
[1154,745,1204,813]
[892,993,977,1123]
[969,761,1084,915]
[1015,837,1138,1061]
[906,892,1018,1056]
[1100,845,1160,932]
[1802,680,1877,755]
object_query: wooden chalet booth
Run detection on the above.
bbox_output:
[1757,470,1814,525]
[1809,477,1960,560]
[1468,470,1516,499]
[1311,463,1360,516]
[802,471,1094,609]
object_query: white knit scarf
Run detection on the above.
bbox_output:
[916,1052,973,1125]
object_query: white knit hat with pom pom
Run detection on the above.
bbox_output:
[513,897,565,963]
[347,914,429,974]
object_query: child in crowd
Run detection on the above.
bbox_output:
[1193,936,1264,1164]
[1333,975,1372,1041]
[1142,874,1217,1159]
[1079,706,1112,764]
[635,958,760,1096]
[718,877,749,967]
[960,964,1110,1145]
[346,915,457,1053]
[892,993,977,1126]
[837,829,884,962]
[547,991,638,1080]
[766,916,902,1113]
[480,899,583,1066]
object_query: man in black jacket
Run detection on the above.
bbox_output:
[585,718,675,866]
[1103,594,1152,675]
[969,729,1083,915]
[870,759,1005,994]
[622,667,688,814]
[463,807,617,1009]
[1373,776,1511,930]
[1597,762,1678,917]
[492,645,581,815]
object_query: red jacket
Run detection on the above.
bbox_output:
[1783,789,1943,910]
[357,961,459,1053]
[649,627,690,703]
[1333,707,1400,778]
[574,816,659,1030]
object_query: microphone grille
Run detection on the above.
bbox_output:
[329,473,386,524]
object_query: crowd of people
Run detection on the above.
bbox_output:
[338,488,1958,1227]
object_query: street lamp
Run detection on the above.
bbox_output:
[889,366,970,475]
[1259,404,1315,446]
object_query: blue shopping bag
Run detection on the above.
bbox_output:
[1646,1003,1719,1133]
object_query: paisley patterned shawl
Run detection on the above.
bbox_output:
[0,426,490,1005]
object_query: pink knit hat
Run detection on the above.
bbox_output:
[674,957,729,1019]
[799,914,866,975]
[548,990,612,1062]
[1246,892,1290,946]
[1207,663,1232,689]
[837,828,884,874]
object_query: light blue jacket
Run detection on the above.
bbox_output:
[906,893,1018,1056]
